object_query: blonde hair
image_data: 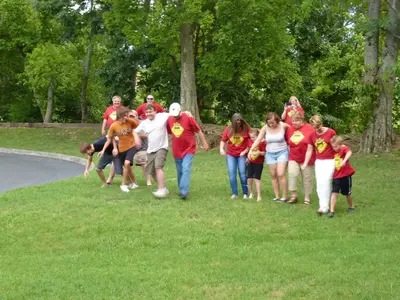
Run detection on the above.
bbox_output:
[291,111,304,122]
[250,128,260,136]
[330,135,344,145]
[290,96,301,107]
[309,115,322,127]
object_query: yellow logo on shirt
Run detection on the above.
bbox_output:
[290,130,304,145]
[229,135,244,146]
[250,146,259,160]
[110,111,117,121]
[334,153,342,170]
[288,110,295,117]
[315,138,327,153]
[171,122,184,138]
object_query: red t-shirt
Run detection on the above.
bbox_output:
[221,126,250,157]
[136,102,165,120]
[308,128,336,160]
[103,105,125,128]
[248,140,266,164]
[333,145,355,179]
[286,123,316,165]
[167,114,201,159]
[284,106,305,126]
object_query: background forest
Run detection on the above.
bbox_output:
[1,0,400,152]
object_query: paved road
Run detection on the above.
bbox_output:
[0,153,83,193]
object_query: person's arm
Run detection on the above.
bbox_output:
[197,130,209,151]
[101,119,107,136]
[341,147,352,167]
[282,122,290,130]
[84,155,93,178]
[240,147,249,157]
[112,138,118,156]
[133,131,142,148]
[248,126,266,159]
[281,105,288,120]
[220,141,226,156]
[98,136,113,157]
[301,144,314,169]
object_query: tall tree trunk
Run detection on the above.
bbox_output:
[364,0,381,85]
[361,0,400,153]
[44,79,54,123]
[129,68,137,108]
[180,23,202,125]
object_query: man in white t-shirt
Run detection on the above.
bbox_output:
[135,103,170,198]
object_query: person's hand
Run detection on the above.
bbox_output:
[101,129,106,136]
[220,149,226,156]
[84,170,89,178]
[340,161,346,167]
[247,151,253,159]
[239,151,247,157]
[135,139,142,149]
[301,163,307,170]
[112,149,119,157]
[202,142,209,152]
[252,150,260,156]
[98,151,104,157]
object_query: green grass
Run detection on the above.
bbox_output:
[1,128,400,299]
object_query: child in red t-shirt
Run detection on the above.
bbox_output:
[328,136,355,217]
[246,129,266,202]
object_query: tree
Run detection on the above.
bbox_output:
[361,0,400,153]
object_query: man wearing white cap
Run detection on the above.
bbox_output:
[167,103,209,200]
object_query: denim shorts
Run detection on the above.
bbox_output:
[266,148,289,165]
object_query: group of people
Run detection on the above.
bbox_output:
[220,96,355,217]
[80,95,208,200]
[80,95,355,217]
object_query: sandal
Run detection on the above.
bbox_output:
[304,199,310,205]
[288,197,297,204]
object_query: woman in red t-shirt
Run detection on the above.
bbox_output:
[302,115,336,215]
[281,96,305,127]
[220,113,251,199]
[285,111,316,205]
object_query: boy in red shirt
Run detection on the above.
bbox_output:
[136,95,165,120]
[328,136,355,217]
[246,129,266,202]
[167,103,209,200]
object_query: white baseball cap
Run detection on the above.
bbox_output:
[169,102,181,117]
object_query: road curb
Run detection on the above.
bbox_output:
[0,148,93,170]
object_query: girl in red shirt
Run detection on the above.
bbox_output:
[281,96,305,127]
[247,128,266,202]
[328,136,355,218]
[220,113,251,199]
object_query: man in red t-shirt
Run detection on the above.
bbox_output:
[136,95,165,120]
[101,95,125,136]
[328,135,356,218]
[166,103,209,200]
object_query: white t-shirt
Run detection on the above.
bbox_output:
[134,113,169,153]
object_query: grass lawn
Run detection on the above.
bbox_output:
[1,128,400,299]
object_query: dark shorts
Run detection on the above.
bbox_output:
[247,162,264,180]
[119,147,138,165]
[332,175,352,196]
[146,149,168,176]
[96,153,123,175]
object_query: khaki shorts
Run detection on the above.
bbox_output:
[146,149,168,176]
[133,150,148,165]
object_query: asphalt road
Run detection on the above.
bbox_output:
[0,153,83,193]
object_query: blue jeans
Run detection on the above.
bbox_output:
[175,154,194,196]
[226,155,248,196]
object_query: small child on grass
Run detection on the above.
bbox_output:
[328,135,355,217]
[247,129,266,201]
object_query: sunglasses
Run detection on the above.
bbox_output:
[128,115,135,118]
[147,97,154,100]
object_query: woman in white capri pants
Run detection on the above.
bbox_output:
[302,115,336,215]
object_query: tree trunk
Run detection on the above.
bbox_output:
[129,68,137,108]
[44,80,54,123]
[361,0,400,153]
[364,0,381,85]
[180,23,202,125]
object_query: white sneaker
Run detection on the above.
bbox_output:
[248,194,254,199]
[152,188,168,198]
[129,183,139,189]
[231,195,238,200]
[120,185,130,193]
[243,194,248,199]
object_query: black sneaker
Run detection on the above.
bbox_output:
[348,208,355,214]
[328,211,335,218]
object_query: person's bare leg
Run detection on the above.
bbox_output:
[127,166,137,184]
[347,194,354,208]
[277,161,288,199]
[268,164,279,199]
[248,178,254,197]
[106,163,115,184]
[121,161,130,186]
[155,168,165,190]
[96,169,108,187]
[142,165,151,185]
[255,179,262,201]
[330,193,338,212]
